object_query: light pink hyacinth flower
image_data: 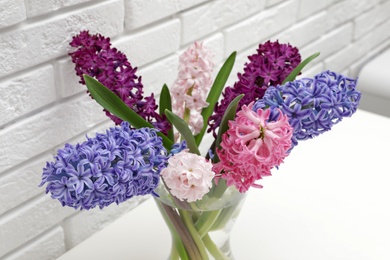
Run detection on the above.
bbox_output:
[161,150,215,202]
[170,42,214,135]
[213,103,293,192]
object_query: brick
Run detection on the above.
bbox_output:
[64,197,146,248]
[271,11,327,48]
[202,33,224,67]
[266,0,285,7]
[138,54,179,98]
[0,154,52,215]
[124,0,209,30]
[298,0,338,20]
[298,62,325,78]
[0,0,124,77]
[324,45,358,73]
[25,0,94,18]
[224,0,298,55]
[180,0,265,45]
[0,195,74,257]
[0,0,26,29]
[355,12,390,53]
[0,65,56,126]
[354,1,390,40]
[325,0,380,32]
[325,19,390,72]
[56,57,86,98]
[3,226,65,260]
[115,19,181,67]
[300,23,353,69]
[0,94,107,173]
[349,39,390,78]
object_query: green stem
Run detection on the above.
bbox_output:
[169,239,179,260]
[155,201,188,260]
[210,179,228,198]
[156,201,201,259]
[183,107,191,124]
[203,234,230,260]
[178,209,210,260]
[191,180,228,236]
[170,235,188,260]
[210,199,244,232]
[195,209,222,238]
[182,84,193,126]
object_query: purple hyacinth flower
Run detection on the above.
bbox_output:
[253,70,361,149]
[39,123,168,210]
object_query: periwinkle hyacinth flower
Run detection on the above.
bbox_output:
[69,31,170,134]
[39,122,168,210]
[213,103,293,193]
[253,70,361,148]
[208,40,301,136]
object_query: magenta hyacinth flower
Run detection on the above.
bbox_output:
[69,31,170,134]
[213,103,293,193]
[208,40,301,136]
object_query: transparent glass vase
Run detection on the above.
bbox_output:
[154,182,246,260]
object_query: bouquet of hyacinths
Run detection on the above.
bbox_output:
[39,31,361,259]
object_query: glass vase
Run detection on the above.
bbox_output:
[154,181,246,260]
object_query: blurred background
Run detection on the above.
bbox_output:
[0,0,389,259]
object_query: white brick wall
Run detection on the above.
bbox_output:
[0,0,389,259]
[25,0,94,18]
[0,0,26,29]
[0,65,56,126]
[3,227,66,260]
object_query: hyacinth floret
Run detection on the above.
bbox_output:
[170,42,214,135]
[169,141,188,157]
[208,40,301,136]
[161,150,215,202]
[253,70,361,148]
[39,122,168,210]
[213,103,293,193]
[69,31,170,134]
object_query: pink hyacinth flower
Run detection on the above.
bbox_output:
[213,103,293,192]
[171,42,214,135]
[161,151,215,202]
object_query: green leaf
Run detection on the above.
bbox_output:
[164,110,200,155]
[213,94,244,163]
[282,52,320,85]
[159,84,174,142]
[194,51,237,146]
[83,75,173,149]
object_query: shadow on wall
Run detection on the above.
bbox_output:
[358,48,390,118]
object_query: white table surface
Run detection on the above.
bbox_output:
[57,109,390,260]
